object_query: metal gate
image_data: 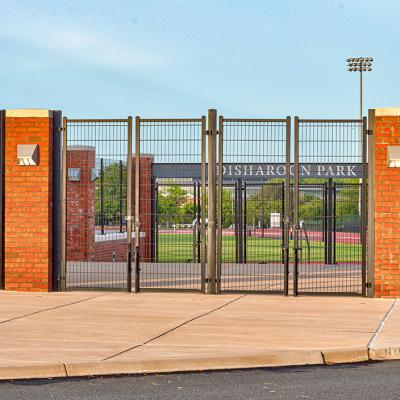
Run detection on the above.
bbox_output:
[61,118,132,290]
[216,117,291,294]
[293,118,367,296]
[135,117,207,291]
[61,111,368,296]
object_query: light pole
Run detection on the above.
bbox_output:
[346,57,373,230]
[346,57,373,120]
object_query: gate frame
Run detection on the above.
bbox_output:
[61,117,133,292]
[293,117,368,297]
[216,116,291,295]
[135,116,207,293]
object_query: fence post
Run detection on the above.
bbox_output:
[60,117,68,291]
[126,116,133,292]
[200,116,207,293]
[134,116,141,293]
[207,109,217,294]
[216,115,223,293]
[326,178,334,265]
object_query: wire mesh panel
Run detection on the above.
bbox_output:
[64,119,130,290]
[137,118,206,291]
[294,118,367,295]
[218,118,290,293]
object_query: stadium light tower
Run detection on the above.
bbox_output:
[346,57,373,119]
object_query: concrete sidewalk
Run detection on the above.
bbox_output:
[0,291,398,380]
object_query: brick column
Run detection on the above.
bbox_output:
[371,108,400,298]
[66,146,96,262]
[4,109,55,291]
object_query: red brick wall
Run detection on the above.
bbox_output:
[94,240,127,262]
[65,152,153,263]
[4,115,53,291]
[373,113,400,298]
[66,147,96,261]
[134,156,153,261]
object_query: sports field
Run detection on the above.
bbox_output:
[157,232,361,263]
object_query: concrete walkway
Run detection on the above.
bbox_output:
[0,291,398,380]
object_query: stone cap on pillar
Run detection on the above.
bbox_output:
[67,145,96,152]
[133,153,154,159]
[374,107,400,116]
[6,109,53,118]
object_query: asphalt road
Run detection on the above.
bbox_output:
[1,361,400,400]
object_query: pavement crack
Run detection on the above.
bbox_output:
[102,294,247,361]
[0,293,111,326]
[367,299,398,349]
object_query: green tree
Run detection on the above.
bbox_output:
[158,185,188,227]
[95,161,126,226]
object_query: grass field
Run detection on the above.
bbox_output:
[156,233,361,263]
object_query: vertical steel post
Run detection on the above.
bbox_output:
[235,183,239,263]
[217,116,223,293]
[293,117,300,296]
[197,182,201,264]
[60,117,68,291]
[261,185,265,238]
[243,182,247,264]
[367,109,376,298]
[100,158,105,235]
[155,183,159,263]
[193,182,197,263]
[326,178,334,265]
[361,116,368,296]
[207,109,217,294]
[238,178,243,264]
[200,116,207,293]
[126,116,133,292]
[284,117,291,296]
[134,116,141,293]
[333,182,337,265]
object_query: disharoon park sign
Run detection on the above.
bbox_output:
[152,163,365,180]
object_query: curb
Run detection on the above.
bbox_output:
[322,348,369,365]
[1,348,399,381]
[65,350,323,377]
[0,364,67,380]
[369,347,400,360]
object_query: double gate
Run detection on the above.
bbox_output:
[61,111,368,296]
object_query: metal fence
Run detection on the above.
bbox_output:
[60,111,369,296]
[62,118,131,290]
[293,118,367,296]
[217,117,290,294]
[135,117,206,291]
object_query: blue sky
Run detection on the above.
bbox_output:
[0,0,398,119]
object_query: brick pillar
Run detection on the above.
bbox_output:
[371,108,400,298]
[4,109,55,291]
[133,154,153,261]
[66,146,96,262]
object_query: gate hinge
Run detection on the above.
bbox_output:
[365,282,372,288]
[206,130,219,136]
[366,129,373,136]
